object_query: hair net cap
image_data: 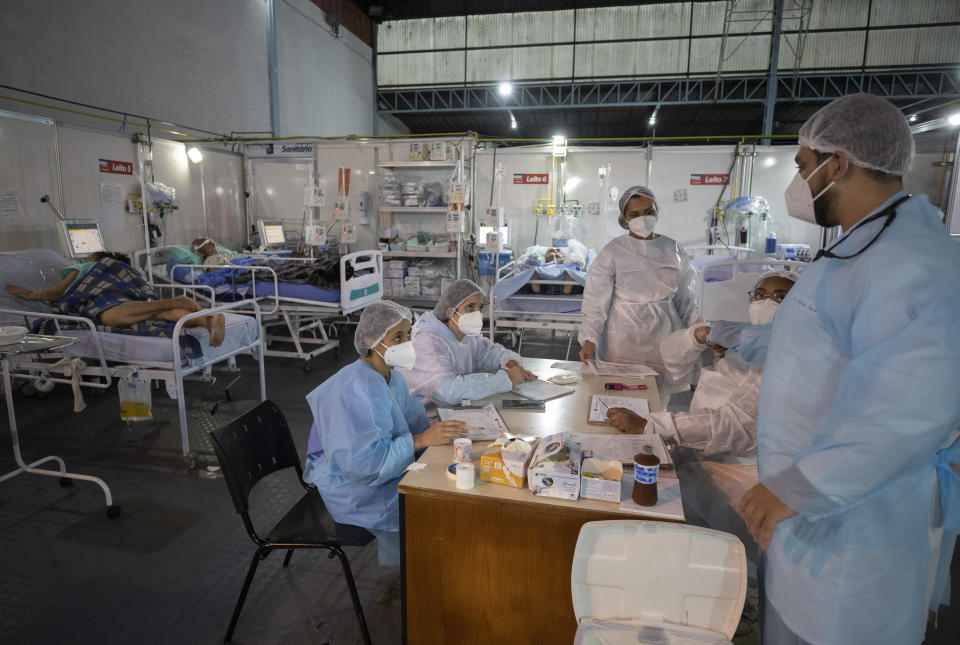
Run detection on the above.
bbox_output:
[618,186,660,229]
[754,269,799,290]
[798,93,915,176]
[434,279,483,322]
[354,300,412,355]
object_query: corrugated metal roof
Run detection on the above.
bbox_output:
[378,51,466,86]
[466,45,573,83]
[692,0,771,36]
[806,0,868,30]
[778,30,867,71]
[867,26,960,67]
[467,10,574,47]
[575,4,692,40]
[869,0,960,27]
[575,40,690,78]
[377,16,465,52]
[690,35,771,74]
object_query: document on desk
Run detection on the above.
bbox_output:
[587,360,658,378]
[549,360,586,372]
[437,404,509,440]
[512,379,574,401]
[588,395,650,423]
[570,432,671,467]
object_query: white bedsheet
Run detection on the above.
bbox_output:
[60,312,259,365]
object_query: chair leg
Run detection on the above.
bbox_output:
[224,547,268,643]
[283,549,294,567]
[330,545,373,645]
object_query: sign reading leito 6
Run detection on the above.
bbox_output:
[513,173,550,184]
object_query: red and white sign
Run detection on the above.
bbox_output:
[513,173,550,185]
[690,173,729,186]
[99,159,134,175]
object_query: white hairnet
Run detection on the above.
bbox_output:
[434,279,483,322]
[618,185,660,229]
[354,300,412,355]
[754,270,798,290]
[798,93,915,176]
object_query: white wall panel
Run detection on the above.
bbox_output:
[468,46,573,83]
[866,26,960,67]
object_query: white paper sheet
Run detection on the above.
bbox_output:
[588,394,650,423]
[588,360,658,378]
[437,403,509,440]
[550,360,585,372]
[99,182,125,204]
[512,379,574,401]
[0,191,22,219]
[617,473,685,521]
[571,432,671,466]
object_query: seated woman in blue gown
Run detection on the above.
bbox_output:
[302,300,465,566]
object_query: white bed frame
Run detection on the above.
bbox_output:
[488,260,584,360]
[0,295,266,468]
[133,247,383,369]
[696,258,803,323]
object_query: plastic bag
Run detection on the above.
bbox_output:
[118,368,152,421]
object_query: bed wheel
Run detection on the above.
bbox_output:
[106,505,122,519]
[184,453,198,470]
[19,382,36,398]
[59,477,73,487]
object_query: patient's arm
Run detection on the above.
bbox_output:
[6,271,78,303]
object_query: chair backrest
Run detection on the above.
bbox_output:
[697,259,801,323]
[209,400,303,516]
[572,520,746,640]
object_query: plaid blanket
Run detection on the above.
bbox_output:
[34,258,202,359]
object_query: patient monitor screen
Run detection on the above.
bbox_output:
[65,222,105,257]
[262,223,286,245]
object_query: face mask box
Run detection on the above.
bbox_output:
[408,142,428,161]
[580,452,623,502]
[480,433,539,488]
[528,433,582,500]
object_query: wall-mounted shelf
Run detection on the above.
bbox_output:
[383,251,458,259]
[380,207,450,213]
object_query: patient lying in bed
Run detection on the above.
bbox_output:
[6,252,226,346]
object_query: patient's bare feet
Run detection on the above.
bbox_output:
[207,313,226,346]
[170,295,202,313]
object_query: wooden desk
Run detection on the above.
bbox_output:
[399,358,680,645]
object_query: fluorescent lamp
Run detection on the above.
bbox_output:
[648,115,656,125]
[187,147,203,163]
[552,134,567,157]
[908,114,917,122]
[949,113,960,126]
[498,82,513,96]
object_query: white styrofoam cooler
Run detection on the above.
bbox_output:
[571,520,747,645]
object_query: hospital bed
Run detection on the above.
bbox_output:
[134,246,383,369]
[0,249,267,468]
[696,258,802,323]
[489,259,589,360]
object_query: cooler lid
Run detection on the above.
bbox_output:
[571,520,746,640]
[574,619,732,645]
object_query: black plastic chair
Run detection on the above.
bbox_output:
[209,400,374,644]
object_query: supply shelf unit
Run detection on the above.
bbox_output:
[376,141,471,308]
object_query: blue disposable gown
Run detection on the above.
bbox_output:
[303,360,429,532]
[754,192,960,644]
[401,311,521,407]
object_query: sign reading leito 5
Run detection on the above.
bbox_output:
[99,159,133,175]
[513,173,550,184]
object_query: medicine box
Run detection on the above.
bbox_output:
[580,452,623,502]
[480,434,539,488]
[408,142,428,161]
[528,433,582,500]
[388,260,410,269]
[384,268,407,279]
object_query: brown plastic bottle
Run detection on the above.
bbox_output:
[632,445,660,506]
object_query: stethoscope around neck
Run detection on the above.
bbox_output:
[813,194,911,262]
